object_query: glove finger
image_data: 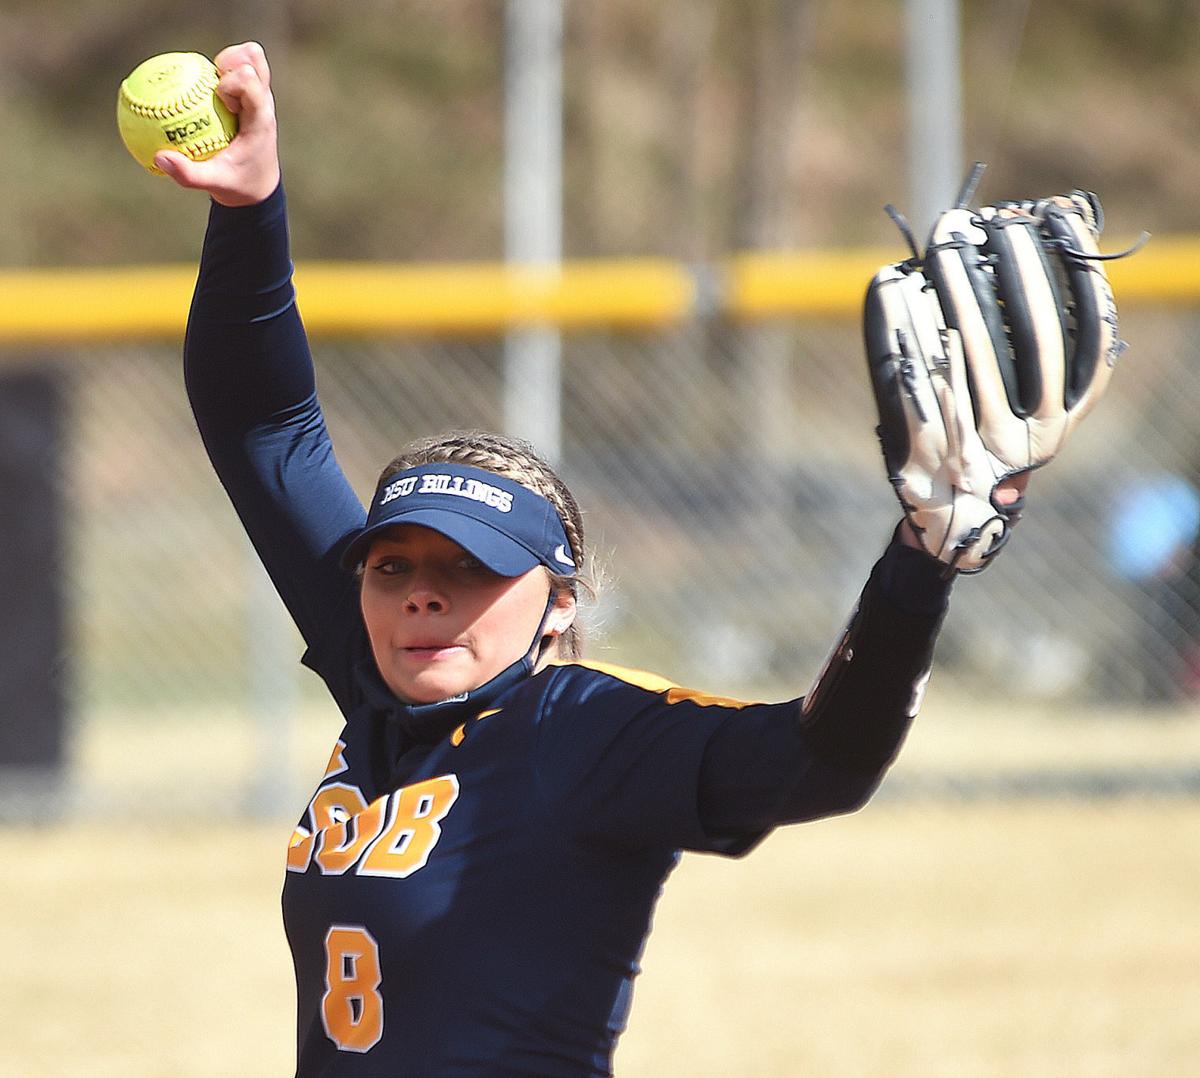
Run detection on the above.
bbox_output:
[864,265,957,559]
[865,266,1008,567]
[864,265,946,481]
[978,208,1072,462]
[926,209,1030,469]
[979,208,1068,422]
[1039,195,1120,428]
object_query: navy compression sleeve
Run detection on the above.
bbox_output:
[794,539,949,772]
[696,538,950,834]
[183,182,365,650]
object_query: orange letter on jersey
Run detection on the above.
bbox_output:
[317,796,387,876]
[359,775,460,879]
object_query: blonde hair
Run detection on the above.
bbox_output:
[377,430,592,659]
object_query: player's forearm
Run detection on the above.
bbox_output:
[192,179,293,321]
[695,540,949,836]
[184,179,317,433]
[182,179,365,646]
[795,538,949,780]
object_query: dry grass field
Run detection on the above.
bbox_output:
[4,700,1200,1076]
[4,800,1198,1076]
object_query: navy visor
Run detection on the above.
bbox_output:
[341,462,576,577]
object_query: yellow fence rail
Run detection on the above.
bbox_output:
[0,235,1194,345]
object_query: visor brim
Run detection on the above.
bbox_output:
[341,507,544,577]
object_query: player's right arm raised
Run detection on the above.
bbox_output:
[173,43,366,664]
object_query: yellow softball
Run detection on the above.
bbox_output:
[117,52,238,175]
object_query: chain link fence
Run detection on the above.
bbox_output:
[5,302,1200,816]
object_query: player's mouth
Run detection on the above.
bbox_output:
[402,643,467,661]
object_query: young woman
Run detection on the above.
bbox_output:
[163,42,1023,1077]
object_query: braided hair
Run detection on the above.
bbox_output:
[377,430,592,658]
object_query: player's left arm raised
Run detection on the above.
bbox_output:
[701,180,1139,837]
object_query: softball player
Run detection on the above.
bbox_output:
[163,42,1038,1077]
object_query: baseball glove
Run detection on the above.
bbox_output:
[864,172,1139,575]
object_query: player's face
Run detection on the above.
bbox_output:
[359,525,566,705]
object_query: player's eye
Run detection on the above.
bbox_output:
[456,555,491,576]
[370,556,410,576]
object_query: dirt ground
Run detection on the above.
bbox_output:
[4,798,1198,1077]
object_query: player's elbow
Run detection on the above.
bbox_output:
[774,757,891,825]
[822,768,888,817]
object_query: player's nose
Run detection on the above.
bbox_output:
[402,569,449,614]
[404,589,446,613]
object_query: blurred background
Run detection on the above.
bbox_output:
[2,2,1199,1075]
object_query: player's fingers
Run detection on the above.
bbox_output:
[217,63,275,130]
[214,41,270,88]
[216,64,252,115]
[246,41,271,88]
[156,147,277,207]
[993,472,1031,517]
[995,472,1030,502]
[154,150,220,190]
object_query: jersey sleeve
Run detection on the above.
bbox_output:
[533,537,951,857]
[182,182,366,657]
[532,662,768,855]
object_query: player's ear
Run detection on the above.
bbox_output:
[548,588,577,636]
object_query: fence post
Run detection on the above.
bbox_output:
[0,365,68,821]
[503,0,564,461]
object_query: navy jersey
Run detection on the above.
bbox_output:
[184,183,952,1076]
